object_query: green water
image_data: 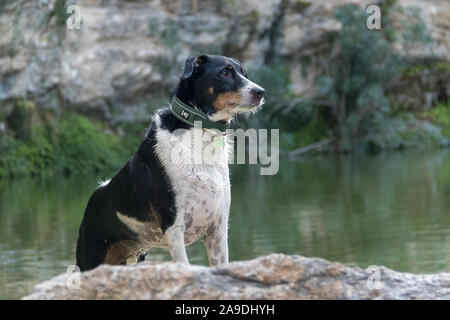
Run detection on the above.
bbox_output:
[0,150,449,299]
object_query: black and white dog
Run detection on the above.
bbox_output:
[76,54,265,271]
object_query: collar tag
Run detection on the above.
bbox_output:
[180,109,190,120]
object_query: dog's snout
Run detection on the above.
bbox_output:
[251,87,265,98]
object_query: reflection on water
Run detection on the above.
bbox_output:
[0,150,449,299]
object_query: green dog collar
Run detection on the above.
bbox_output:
[170,96,228,133]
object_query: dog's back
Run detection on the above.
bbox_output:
[76,187,109,270]
[76,172,147,271]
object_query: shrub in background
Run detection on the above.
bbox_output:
[0,113,140,179]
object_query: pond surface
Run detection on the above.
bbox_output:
[0,149,449,299]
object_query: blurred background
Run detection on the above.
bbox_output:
[0,0,449,299]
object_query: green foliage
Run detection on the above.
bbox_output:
[147,19,159,36]
[0,0,7,14]
[201,43,223,55]
[45,0,68,27]
[280,117,328,151]
[5,99,35,140]
[56,114,126,175]
[400,7,434,45]
[249,63,306,128]
[162,20,180,48]
[250,4,440,155]
[400,61,450,78]
[367,115,447,152]
[246,61,329,150]
[315,4,405,152]
[0,129,55,178]
[382,2,434,46]
[0,113,140,179]
[248,62,291,127]
[424,102,450,138]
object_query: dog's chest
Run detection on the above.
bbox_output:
[175,164,230,244]
[155,127,231,244]
[116,160,230,248]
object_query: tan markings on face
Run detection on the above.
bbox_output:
[213,91,242,111]
[208,86,214,94]
[226,64,233,70]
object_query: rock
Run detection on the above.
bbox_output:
[22,254,450,300]
[0,0,448,123]
[393,0,450,60]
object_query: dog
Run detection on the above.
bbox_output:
[75,54,265,271]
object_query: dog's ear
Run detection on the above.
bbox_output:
[182,55,208,80]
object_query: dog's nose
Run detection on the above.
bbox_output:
[251,87,265,98]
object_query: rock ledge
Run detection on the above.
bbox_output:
[23,254,450,300]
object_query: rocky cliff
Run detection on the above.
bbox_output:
[1,0,448,124]
[23,254,450,300]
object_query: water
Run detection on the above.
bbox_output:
[0,150,449,299]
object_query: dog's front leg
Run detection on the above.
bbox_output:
[204,223,228,267]
[166,224,189,264]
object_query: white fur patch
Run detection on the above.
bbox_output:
[115,122,231,257]
[154,125,231,247]
[98,179,111,188]
[238,74,265,108]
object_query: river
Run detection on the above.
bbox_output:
[0,149,449,299]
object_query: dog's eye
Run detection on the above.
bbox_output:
[221,69,231,78]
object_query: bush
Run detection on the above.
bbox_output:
[0,113,140,179]
[247,4,442,155]
[423,102,450,138]
[247,62,327,149]
[246,5,438,154]
[314,4,404,153]
[57,114,126,175]
[0,131,55,178]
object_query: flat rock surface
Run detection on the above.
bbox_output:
[23,254,450,300]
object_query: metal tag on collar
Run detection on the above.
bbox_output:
[213,135,225,147]
[180,109,190,120]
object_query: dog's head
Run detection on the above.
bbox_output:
[175,54,265,122]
